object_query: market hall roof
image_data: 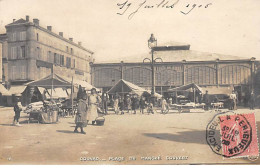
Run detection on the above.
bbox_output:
[94,49,245,64]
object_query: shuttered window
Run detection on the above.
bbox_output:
[11,47,17,59]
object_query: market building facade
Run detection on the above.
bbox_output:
[0,15,94,86]
[91,44,259,105]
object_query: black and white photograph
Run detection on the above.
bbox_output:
[0,0,259,165]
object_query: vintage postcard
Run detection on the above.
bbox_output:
[0,0,259,165]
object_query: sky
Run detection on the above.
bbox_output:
[0,0,259,62]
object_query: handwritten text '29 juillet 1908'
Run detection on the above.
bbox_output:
[116,0,213,20]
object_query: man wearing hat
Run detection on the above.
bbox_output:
[203,90,210,111]
[74,91,88,134]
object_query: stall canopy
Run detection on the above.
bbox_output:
[45,88,69,99]
[9,85,27,96]
[201,86,233,95]
[168,83,203,93]
[62,76,99,91]
[0,84,12,96]
[168,83,232,95]
[108,79,162,98]
[25,73,71,89]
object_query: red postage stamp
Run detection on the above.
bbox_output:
[219,113,259,158]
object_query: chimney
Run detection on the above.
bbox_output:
[13,19,16,23]
[78,42,82,46]
[26,15,29,22]
[47,26,52,31]
[59,32,63,37]
[69,38,73,41]
[33,19,39,26]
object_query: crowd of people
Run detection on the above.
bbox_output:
[108,93,156,115]
[11,85,257,128]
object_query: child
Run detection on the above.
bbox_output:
[13,100,22,126]
[147,101,154,114]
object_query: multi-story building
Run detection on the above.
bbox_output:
[0,40,2,83]
[0,33,8,84]
[2,15,94,85]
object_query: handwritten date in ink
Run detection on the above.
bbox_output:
[117,0,179,20]
[116,0,213,19]
[180,3,212,15]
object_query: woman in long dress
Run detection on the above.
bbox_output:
[87,88,100,125]
[113,96,119,114]
[74,91,88,134]
[161,97,167,114]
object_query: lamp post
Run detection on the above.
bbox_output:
[148,34,157,96]
[144,34,163,98]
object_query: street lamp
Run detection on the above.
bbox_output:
[146,34,159,97]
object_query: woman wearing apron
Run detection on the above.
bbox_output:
[87,88,101,125]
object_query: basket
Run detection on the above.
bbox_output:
[95,117,105,126]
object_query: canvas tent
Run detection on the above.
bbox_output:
[168,83,203,93]
[25,73,71,89]
[108,79,162,98]
[200,86,233,95]
[62,76,99,91]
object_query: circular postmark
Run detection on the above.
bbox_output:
[206,111,252,158]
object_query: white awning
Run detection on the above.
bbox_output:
[0,84,12,96]
[9,85,27,96]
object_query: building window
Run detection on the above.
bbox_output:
[36,33,39,41]
[66,46,69,52]
[10,33,16,41]
[72,59,75,68]
[54,53,60,65]
[10,47,17,59]
[20,66,26,79]
[19,31,26,41]
[60,55,65,66]
[66,57,71,68]
[20,46,26,58]
[48,51,52,63]
[71,48,73,54]
[11,66,16,80]
[36,47,41,59]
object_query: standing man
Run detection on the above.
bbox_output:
[13,98,22,126]
[126,94,132,114]
[74,91,88,134]
[203,90,210,111]
[119,96,125,115]
[249,91,255,110]
[87,88,101,125]
[132,94,139,114]
[139,96,146,114]
[102,92,108,115]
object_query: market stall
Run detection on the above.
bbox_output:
[168,83,233,112]
[24,101,59,124]
[23,73,73,122]
[108,79,162,98]
[168,83,204,113]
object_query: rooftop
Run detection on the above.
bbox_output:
[94,49,245,64]
[5,17,94,54]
